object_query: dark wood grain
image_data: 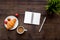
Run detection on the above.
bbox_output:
[0,0,60,40]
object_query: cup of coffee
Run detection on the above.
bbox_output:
[17,26,27,34]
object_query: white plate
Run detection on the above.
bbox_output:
[4,16,19,30]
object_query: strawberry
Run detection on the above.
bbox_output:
[15,13,19,17]
[4,20,7,24]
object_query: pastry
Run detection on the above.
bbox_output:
[6,19,16,30]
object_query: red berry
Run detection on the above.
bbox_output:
[15,13,19,17]
[4,20,7,24]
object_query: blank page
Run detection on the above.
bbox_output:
[32,13,41,25]
[24,11,32,24]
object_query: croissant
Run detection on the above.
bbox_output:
[6,19,16,30]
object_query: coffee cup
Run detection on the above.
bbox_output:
[17,26,27,34]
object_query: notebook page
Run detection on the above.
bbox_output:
[24,11,32,24]
[32,13,41,25]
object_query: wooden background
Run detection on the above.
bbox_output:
[0,0,60,40]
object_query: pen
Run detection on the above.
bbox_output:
[39,17,46,32]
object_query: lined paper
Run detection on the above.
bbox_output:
[32,12,41,25]
[24,11,32,24]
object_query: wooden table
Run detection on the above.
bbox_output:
[0,0,60,40]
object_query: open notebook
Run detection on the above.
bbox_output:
[24,11,41,25]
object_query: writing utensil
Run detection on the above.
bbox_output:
[39,17,46,32]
